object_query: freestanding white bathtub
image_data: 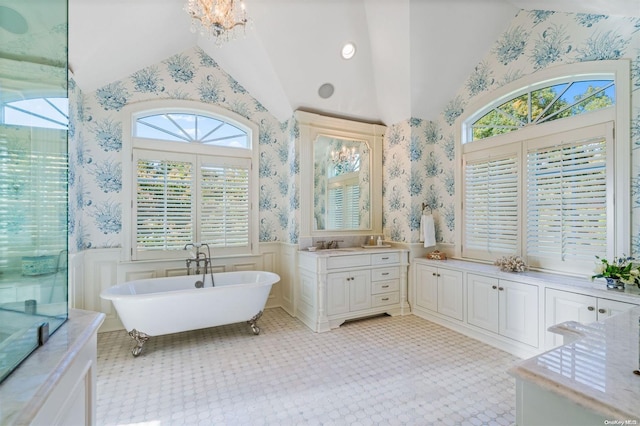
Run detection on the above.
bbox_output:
[100,271,280,356]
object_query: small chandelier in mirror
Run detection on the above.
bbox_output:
[185,0,249,44]
[330,146,360,175]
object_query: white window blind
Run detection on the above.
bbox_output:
[463,152,519,260]
[327,179,359,230]
[200,159,250,248]
[0,128,67,270]
[526,137,607,266]
[134,150,252,259]
[136,156,194,252]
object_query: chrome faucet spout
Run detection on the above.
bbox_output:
[185,242,215,287]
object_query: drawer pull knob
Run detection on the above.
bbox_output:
[382,285,389,288]
[381,298,389,301]
[498,287,504,291]
[437,274,441,277]
[382,257,389,260]
[598,308,606,314]
[432,272,437,276]
[588,306,595,311]
[492,285,497,290]
[382,272,389,276]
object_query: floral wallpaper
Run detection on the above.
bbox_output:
[382,10,640,257]
[68,47,299,253]
[67,10,640,257]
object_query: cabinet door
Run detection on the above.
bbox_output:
[545,288,596,348]
[349,270,371,312]
[499,280,538,347]
[327,272,350,316]
[415,264,438,312]
[597,298,638,320]
[437,269,463,321]
[467,273,499,333]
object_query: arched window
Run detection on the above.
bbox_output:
[3,97,68,129]
[466,77,614,142]
[458,61,630,275]
[125,102,258,260]
[135,112,248,147]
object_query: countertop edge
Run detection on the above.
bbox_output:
[508,306,640,422]
[508,363,636,421]
[3,309,105,425]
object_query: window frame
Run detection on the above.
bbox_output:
[455,60,631,274]
[122,100,259,261]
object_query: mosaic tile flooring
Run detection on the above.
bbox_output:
[96,309,519,425]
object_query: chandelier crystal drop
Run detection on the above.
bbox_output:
[184,0,249,44]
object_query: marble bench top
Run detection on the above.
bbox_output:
[509,306,640,421]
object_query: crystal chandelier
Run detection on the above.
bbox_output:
[330,146,360,173]
[184,0,249,43]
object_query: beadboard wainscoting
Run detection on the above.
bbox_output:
[71,243,292,332]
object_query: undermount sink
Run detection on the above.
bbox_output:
[317,248,359,253]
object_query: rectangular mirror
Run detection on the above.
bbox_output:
[297,111,385,238]
[314,135,370,230]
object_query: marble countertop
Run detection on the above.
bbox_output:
[0,308,105,425]
[299,246,406,256]
[509,306,640,421]
[413,257,640,304]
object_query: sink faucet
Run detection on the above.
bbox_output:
[326,240,344,249]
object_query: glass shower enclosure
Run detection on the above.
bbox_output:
[0,0,69,383]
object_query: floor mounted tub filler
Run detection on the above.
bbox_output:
[100,271,280,356]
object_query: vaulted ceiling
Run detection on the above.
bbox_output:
[7,0,640,126]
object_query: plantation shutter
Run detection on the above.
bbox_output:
[328,186,344,229]
[200,157,250,249]
[327,179,359,230]
[344,184,360,228]
[0,128,67,270]
[526,135,608,268]
[135,152,194,255]
[463,150,519,261]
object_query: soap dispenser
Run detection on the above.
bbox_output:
[377,236,383,246]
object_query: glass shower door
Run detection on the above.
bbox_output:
[0,0,69,383]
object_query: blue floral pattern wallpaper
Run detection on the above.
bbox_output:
[382,10,640,255]
[68,47,299,252]
[68,10,640,257]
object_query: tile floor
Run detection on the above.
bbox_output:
[96,309,519,425]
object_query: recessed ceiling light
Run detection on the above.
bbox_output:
[318,83,335,99]
[341,42,356,60]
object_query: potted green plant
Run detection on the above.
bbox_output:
[591,255,640,290]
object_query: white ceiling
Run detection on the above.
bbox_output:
[63,0,640,125]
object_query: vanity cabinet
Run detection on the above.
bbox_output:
[544,288,638,348]
[412,258,640,358]
[327,270,371,315]
[297,249,409,332]
[467,273,539,347]
[414,263,463,321]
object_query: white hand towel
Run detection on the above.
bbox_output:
[420,214,436,248]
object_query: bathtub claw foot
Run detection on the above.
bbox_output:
[128,329,150,357]
[248,310,263,335]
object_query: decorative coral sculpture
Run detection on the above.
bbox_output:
[494,255,527,272]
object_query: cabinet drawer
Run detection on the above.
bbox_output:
[372,292,399,307]
[327,254,370,269]
[372,279,399,294]
[371,267,399,281]
[371,252,400,265]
